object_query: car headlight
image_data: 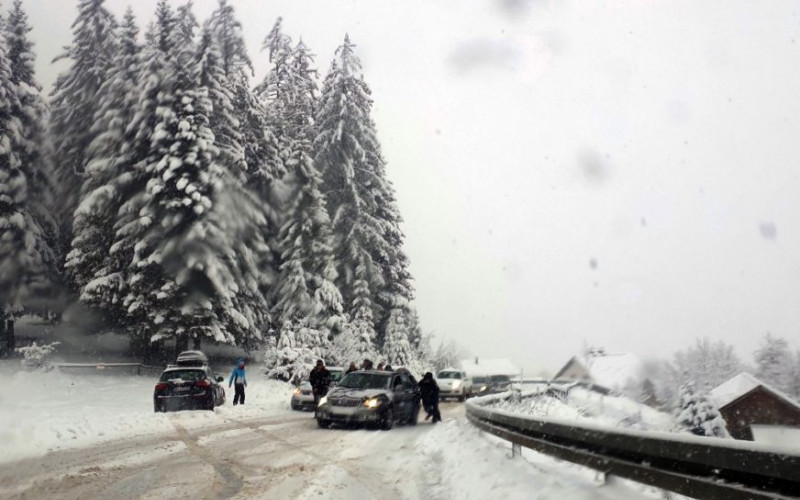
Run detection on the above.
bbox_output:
[452,380,461,388]
[363,397,382,409]
[294,388,302,396]
[318,395,328,407]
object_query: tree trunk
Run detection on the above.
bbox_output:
[175,335,189,359]
[2,318,14,356]
[192,336,202,351]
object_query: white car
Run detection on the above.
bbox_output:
[436,369,473,401]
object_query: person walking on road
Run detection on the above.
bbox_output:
[229,358,247,406]
[418,372,441,423]
[310,359,332,407]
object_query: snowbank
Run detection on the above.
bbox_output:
[415,416,664,500]
[494,387,675,432]
[0,361,294,463]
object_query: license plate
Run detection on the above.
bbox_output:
[176,386,190,392]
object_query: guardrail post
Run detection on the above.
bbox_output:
[510,442,521,459]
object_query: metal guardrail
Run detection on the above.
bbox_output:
[466,393,800,500]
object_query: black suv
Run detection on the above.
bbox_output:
[153,352,226,412]
[315,369,420,430]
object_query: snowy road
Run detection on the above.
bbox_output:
[0,401,666,500]
[0,405,463,500]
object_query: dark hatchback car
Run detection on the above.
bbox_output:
[153,365,226,412]
[315,370,420,430]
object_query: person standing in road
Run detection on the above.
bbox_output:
[361,359,374,370]
[310,359,332,406]
[418,372,441,423]
[346,362,358,374]
[229,358,247,405]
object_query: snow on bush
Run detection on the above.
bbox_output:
[675,382,730,438]
[15,341,60,371]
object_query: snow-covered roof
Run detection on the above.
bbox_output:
[554,352,644,392]
[460,358,519,377]
[711,372,800,411]
[583,352,643,391]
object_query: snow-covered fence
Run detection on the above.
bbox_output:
[55,363,163,377]
[466,393,800,500]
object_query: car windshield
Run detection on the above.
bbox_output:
[330,370,343,382]
[490,375,510,383]
[160,370,205,382]
[473,376,487,384]
[337,372,390,389]
[437,371,461,379]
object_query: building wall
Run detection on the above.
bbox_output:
[720,388,800,440]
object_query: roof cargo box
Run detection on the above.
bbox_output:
[176,350,209,367]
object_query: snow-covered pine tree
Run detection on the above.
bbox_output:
[4,0,58,299]
[382,307,416,367]
[675,381,730,438]
[314,35,415,351]
[266,319,328,384]
[270,36,344,361]
[205,0,282,303]
[106,0,268,355]
[49,0,117,246]
[0,1,57,323]
[66,7,141,319]
[754,333,794,394]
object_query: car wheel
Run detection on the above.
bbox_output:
[317,419,331,429]
[380,407,394,431]
[458,394,465,402]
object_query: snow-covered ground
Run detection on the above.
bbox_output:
[0,360,294,464]
[0,363,670,499]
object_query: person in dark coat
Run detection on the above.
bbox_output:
[309,359,332,406]
[418,372,441,423]
[361,359,374,370]
[346,362,358,374]
[229,358,247,405]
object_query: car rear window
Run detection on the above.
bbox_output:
[437,371,461,379]
[160,370,206,382]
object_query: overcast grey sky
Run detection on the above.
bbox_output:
[24,0,800,373]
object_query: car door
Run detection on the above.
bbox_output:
[391,375,408,416]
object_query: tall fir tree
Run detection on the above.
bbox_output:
[49,0,117,253]
[101,1,268,355]
[0,10,52,329]
[66,7,141,319]
[314,35,414,349]
[0,0,58,324]
[206,0,282,306]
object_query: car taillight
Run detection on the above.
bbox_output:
[195,379,211,388]
[155,383,168,391]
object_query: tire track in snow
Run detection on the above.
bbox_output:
[171,420,243,500]
[224,415,405,500]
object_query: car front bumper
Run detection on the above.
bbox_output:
[315,405,382,423]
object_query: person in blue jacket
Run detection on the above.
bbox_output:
[229,358,247,405]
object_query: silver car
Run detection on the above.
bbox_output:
[315,370,420,430]
[291,367,343,410]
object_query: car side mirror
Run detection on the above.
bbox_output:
[217,377,223,383]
